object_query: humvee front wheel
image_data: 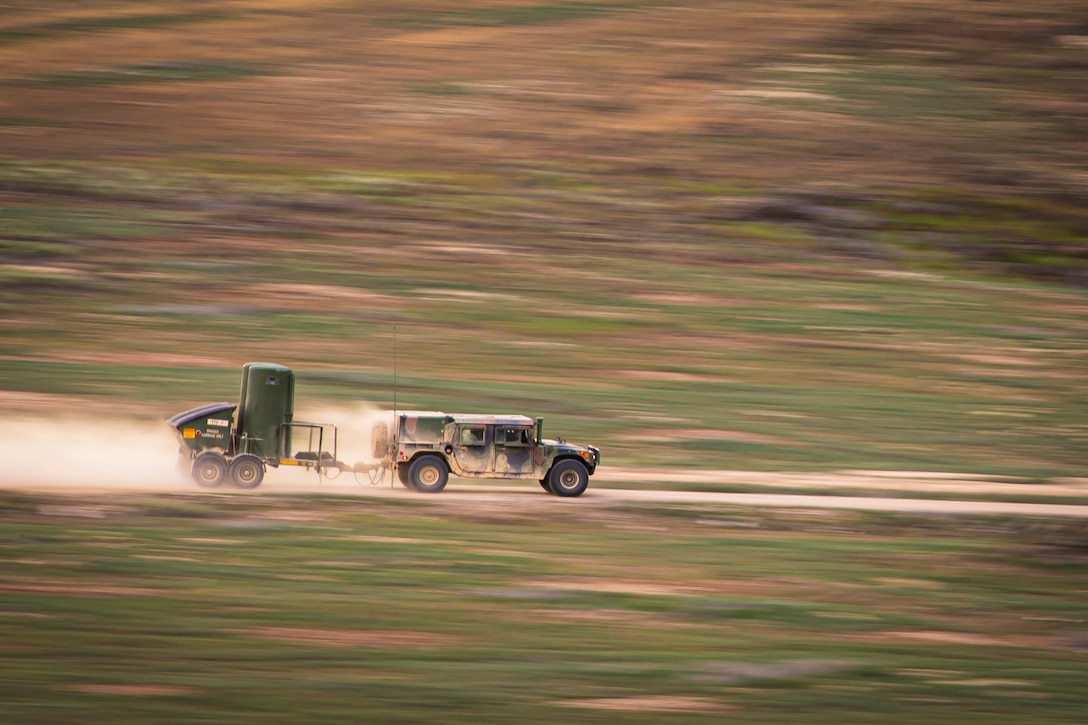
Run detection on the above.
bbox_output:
[409,455,448,493]
[548,460,588,497]
[539,479,553,494]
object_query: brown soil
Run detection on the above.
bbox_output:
[553,695,728,713]
[847,630,1053,649]
[236,627,464,649]
[524,577,713,596]
[531,608,698,629]
[0,582,160,597]
[68,684,197,697]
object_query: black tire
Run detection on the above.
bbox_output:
[548,459,589,497]
[229,454,265,489]
[408,455,448,493]
[397,464,412,488]
[192,453,227,488]
[539,479,554,494]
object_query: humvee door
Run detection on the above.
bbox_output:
[452,423,494,473]
[495,425,537,475]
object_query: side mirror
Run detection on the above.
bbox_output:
[535,417,543,445]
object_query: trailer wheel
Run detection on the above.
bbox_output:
[230,455,264,489]
[192,453,227,488]
[548,460,589,498]
[408,455,448,493]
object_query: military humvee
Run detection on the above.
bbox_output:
[374,411,600,497]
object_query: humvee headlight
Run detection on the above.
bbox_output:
[579,451,591,461]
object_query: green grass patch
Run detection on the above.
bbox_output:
[25,62,272,87]
[0,11,230,45]
[0,206,172,241]
[789,64,992,121]
[0,115,45,126]
[393,2,639,29]
[413,82,472,97]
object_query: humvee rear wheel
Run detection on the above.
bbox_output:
[192,453,227,488]
[230,455,264,489]
[409,455,448,493]
[549,460,588,497]
[397,464,411,488]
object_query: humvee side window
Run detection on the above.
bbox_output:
[502,427,531,446]
[460,426,486,446]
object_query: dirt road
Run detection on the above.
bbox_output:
[296,480,1088,518]
[5,467,1086,518]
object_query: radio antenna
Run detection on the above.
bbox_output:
[391,325,398,487]
[393,325,397,416]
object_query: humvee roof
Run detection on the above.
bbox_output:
[396,411,535,427]
[449,413,534,426]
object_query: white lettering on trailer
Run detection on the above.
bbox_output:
[208,419,229,427]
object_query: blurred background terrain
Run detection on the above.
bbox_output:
[1,4,1088,723]
[0,0,1086,477]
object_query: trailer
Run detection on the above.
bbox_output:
[168,362,357,488]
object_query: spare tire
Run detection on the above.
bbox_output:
[372,421,390,459]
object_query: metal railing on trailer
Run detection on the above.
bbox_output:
[282,421,338,474]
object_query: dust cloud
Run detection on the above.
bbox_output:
[0,405,398,490]
[295,403,396,467]
[0,416,182,488]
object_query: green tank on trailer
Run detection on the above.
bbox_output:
[237,362,294,461]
